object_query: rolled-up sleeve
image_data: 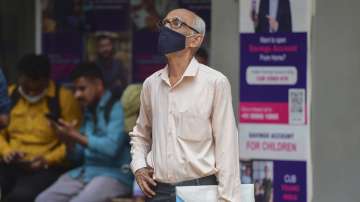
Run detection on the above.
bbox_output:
[129,79,152,173]
[211,77,241,202]
[67,125,85,162]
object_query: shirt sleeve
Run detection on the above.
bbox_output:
[67,143,85,162]
[0,69,10,114]
[87,102,128,159]
[129,79,152,173]
[66,125,86,163]
[211,77,241,202]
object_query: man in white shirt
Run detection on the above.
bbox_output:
[130,8,241,202]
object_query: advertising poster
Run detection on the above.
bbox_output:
[239,0,312,201]
[41,0,131,83]
[41,0,85,81]
[42,32,82,82]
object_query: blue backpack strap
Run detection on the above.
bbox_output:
[104,95,118,124]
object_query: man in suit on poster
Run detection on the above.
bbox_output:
[252,0,292,33]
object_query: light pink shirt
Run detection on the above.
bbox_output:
[130,58,241,201]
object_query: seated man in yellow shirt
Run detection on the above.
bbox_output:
[0,54,82,202]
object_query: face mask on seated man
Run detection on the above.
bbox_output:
[0,53,82,202]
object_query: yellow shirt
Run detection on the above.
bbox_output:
[0,81,82,166]
[120,84,142,134]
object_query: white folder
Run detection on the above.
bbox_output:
[176,184,255,202]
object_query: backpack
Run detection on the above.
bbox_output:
[103,95,118,124]
[10,83,61,120]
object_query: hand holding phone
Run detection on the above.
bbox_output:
[45,113,60,124]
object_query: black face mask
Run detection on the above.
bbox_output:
[157,26,186,55]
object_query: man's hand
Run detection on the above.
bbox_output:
[266,15,279,32]
[3,151,25,164]
[52,119,78,142]
[135,167,157,198]
[29,156,48,171]
[54,119,88,146]
[251,13,259,25]
[0,114,9,128]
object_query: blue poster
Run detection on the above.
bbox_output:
[239,0,312,201]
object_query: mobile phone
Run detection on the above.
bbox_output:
[15,159,32,166]
[45,113,59,123]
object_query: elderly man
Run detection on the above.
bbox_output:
[130,9,241,202]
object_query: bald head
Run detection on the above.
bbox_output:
[167,9,197,24]
[165,8,206,35]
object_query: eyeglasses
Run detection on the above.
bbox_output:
[158,17,200,34]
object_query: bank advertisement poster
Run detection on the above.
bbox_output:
[239,0,312,201]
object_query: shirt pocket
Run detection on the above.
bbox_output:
[176,111,212,142]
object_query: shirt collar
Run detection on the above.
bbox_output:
[183,57,199,77]
[159,57,200,85]
[84,90,112,117]
[97,90,112,109]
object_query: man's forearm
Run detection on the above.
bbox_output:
[69,131,88,147]
[129,134,151,173]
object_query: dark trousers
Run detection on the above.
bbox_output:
[0,164,65,202]
[145,175,218,202]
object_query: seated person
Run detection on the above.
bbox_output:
[0,54,82,202]
[36,63,133,202]
[95,34,129,99]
